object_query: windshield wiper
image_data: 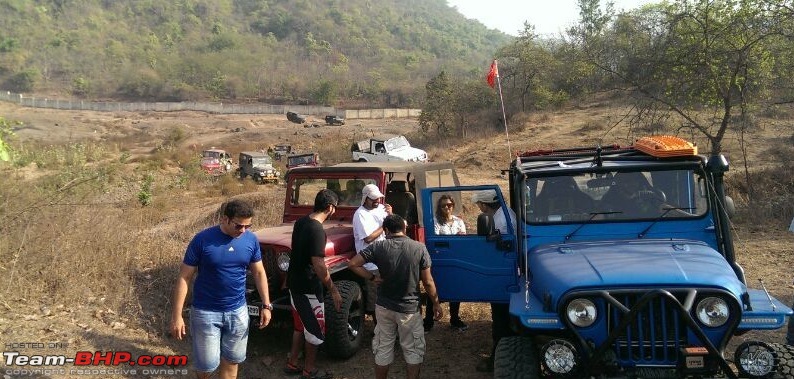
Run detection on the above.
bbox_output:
[565,211,622,242]
[637,207,696,239]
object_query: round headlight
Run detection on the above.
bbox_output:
[734,341,778,378]
[541,339,579,375]
[276,253,291,272]
[695,296,730,327]
[566,298,597,327]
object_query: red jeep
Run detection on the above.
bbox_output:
[200,148,232,175]
[246,161,460,358]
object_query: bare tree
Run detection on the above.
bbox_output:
[585,0,787,154]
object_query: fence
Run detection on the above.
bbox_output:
[0,90,420,120]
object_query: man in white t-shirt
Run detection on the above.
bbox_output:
[353,184,393,253]
[353,184,392,316]
[472,189,516,235]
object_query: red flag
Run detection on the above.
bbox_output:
[486,60,498,88]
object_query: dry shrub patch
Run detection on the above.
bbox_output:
[728,164,794,226]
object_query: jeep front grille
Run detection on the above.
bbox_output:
[607,292,688,365]
[263,247,282,290]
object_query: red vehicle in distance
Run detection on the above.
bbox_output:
[200,148,232,175]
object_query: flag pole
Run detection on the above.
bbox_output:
[494,61,511,159]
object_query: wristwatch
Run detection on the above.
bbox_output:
[262,303,274,311]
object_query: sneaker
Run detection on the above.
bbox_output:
[283,361,302,375]
[450,318,468,331]
[423,320,434,333]
[300,369,333,379]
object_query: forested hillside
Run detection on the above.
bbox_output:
[0,0,510,106]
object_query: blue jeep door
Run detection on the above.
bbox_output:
[421,185,518,303]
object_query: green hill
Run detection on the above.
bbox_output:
[0,0,512,106]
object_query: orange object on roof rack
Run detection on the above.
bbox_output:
[634,135,697,157]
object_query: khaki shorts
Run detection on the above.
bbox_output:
[371,305,425,366]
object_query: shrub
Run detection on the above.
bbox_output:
[138,173,154,206]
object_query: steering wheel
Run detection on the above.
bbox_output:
[629,188,667,215]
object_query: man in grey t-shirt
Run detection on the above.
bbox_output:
[349,214,443,379]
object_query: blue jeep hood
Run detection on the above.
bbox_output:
[529,239,745,303]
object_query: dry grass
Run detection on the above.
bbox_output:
[0,138,287,327]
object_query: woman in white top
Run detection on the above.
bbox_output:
[425,195,468,332]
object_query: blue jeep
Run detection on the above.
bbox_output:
[422,138,793,378]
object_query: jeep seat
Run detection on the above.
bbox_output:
[343,179,366,206]
[534,176,594,221]
[385,180,417,225]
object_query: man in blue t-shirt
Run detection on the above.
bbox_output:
[170,199,272,379]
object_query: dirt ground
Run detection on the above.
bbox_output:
[1,101,792,379]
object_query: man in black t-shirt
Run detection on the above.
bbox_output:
[285,189,341,379]
[349,214,443,379]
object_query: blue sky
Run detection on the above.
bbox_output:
[447,0,656,36]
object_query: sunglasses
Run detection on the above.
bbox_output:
[441,203,454,208]
[231,221,253,230]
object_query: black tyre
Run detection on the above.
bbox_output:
[772,342,794,379]
[494,336,541,379]
[323,280,364,359]
[239,171,246,179]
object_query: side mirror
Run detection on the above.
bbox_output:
[724,196,736,218]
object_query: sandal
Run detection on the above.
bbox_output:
[283,361,302,375]
[300,369,334,379]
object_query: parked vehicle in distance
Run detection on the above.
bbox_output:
[200,148,232,175]
[270,144,292,161]
[422,136,794,378]
[325,115,345,125]
[237,151,280,184]
[286,111,306,124]
[246,161,460,359]
[351,135,428,162]
[286,152,319,169]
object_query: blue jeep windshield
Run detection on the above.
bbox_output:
[525,169,708,223]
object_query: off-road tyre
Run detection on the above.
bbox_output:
[322,280,364,359]
[494,336,541,379]
[357,158,367,163]
[772,342,794,378]
[239,171,246,179]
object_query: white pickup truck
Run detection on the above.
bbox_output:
[351,135,428,162]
